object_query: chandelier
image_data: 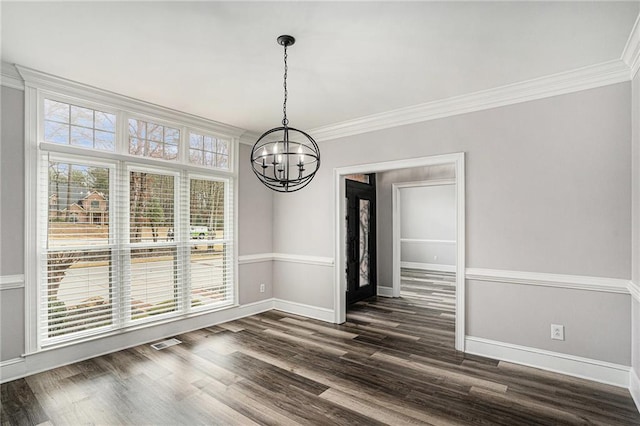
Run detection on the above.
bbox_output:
[250,35,320,193]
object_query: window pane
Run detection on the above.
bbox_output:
[190,133,203,150]
[148,123,164,142]
[190,179,225,239]
[217,140,229,155]
[46,249,113,338]
[204,152,214,166]
[204,136,214,152]
[70,126,93,148]
[190,244,229,309]
[216,154,229,169]
[165,127,180,145]
[189,149,203,165]
[95,130,115,151]
[130,172,174,243]
[44,100,115,151]
[95,111,115,132]
[70,105,94,128]
[164,143,178,161]
[130,247,179,320]
[44,99,69,123]
[129,119,146,139]
[44,121,70,144]
[48,162,110,247]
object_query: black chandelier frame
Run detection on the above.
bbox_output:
[250,35,321,193]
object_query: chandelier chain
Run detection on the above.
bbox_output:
[282,44,288,126]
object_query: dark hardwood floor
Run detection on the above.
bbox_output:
[2,269,639,425]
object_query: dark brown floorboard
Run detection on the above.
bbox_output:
[1,269,638,425]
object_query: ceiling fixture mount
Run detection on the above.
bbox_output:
[251,35,320,193]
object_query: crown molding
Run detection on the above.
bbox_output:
[622,12,640,79]
[15,64,246,138]
[239,130,261,146]
[309,60,631,143]
[1,62,24,90]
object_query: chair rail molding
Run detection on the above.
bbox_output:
[465,268,631,294]
[0,274,25,291]
[238,253,334,267]
[629,281,640,303]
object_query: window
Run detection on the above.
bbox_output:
[129,118,180,160]
[189,131,229,169]
[44,99,116,151]
[35,92,237,347]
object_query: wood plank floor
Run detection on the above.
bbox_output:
[2,270,639,425]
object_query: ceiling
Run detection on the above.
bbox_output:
[2,2,638,134]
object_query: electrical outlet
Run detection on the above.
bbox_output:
[551,324,564,341]
[259,283,265,293]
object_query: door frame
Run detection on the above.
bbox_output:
[333,152,466,351]
[392,178,456,298]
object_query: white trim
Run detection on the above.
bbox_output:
[631,369,640,414]
[238,252,334,266]
[400,238,456,244]
[310,60,630,142]
[335,152,466,351]
[239,130,261,146]
[1,299,274,383]
[273,299,334,323]
[1,62,24,90]
[465,336,631,388]
[272,253,334,266]
[16,65,245,139]
[465,268,631,294]
[377,286,394,298]
[401,262,456,273]
[0,274,25,290]
[238,253,274,265]
[629,281,640,303]
[622,12,640,79]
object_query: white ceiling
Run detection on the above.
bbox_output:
[2,1,638,133]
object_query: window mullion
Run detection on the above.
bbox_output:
[181,171,191,313]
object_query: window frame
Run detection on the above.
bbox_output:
[23,69,242,353]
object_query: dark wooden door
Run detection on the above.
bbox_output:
[346,175,376,305]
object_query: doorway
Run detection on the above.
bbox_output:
[334,153,466,351]
[345,174,377,305]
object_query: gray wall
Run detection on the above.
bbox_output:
[1,86,26,361]
[237,143,274,304]
[272,82,632,363]
[376,165,456,286]
[400,185,456,265]
[0,86,274,361]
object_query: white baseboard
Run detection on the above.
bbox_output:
[0,299,274,384]
[273,299,334,323]
[465,336,630,388]
[377,286,394,297]
[631,369,640,413]
[401,262,456,273]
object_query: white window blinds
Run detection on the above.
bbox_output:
[39,95,236,347]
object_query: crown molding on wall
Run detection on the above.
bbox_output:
[622,12,640,79]
[239,131,261,146]
[466,268,631,294]
[1,62,24,90]
[15,65,246,139]
[309,60,631,142]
